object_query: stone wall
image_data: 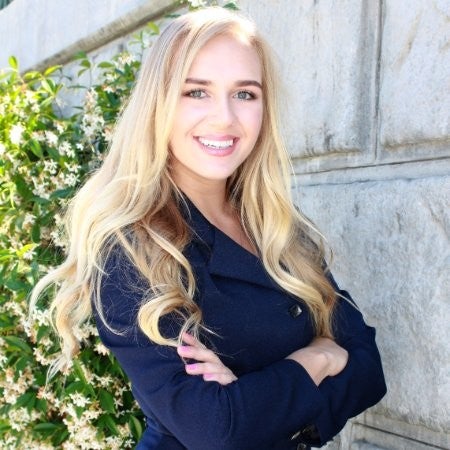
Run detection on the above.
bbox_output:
[237,1,449,448]
[1,1,448,449]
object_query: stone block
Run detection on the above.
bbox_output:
[379,0,450,162]
[0,0,176,72]
[239,0,381,172]
[296,175,450,435]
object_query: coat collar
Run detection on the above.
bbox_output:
[180,195,280,291]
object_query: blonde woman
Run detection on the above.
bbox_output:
[32,7,386,450]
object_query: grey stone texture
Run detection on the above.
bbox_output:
[0,0,177,72]
[298,177,450,449]
[379,0,450,163]
[239,0,382,173]
[1,0,449,449]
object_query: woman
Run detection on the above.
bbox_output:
[31,7,386,450]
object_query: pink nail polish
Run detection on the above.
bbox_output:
[186,364,197,371]
[204,373,213,380]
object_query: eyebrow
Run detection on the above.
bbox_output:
[185,78,262,89]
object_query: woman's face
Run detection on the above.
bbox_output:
[169,34,263,190]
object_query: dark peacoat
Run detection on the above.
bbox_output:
[94,199,386,449]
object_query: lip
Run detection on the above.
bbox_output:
[194,135,238,157]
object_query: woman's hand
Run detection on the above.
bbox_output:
[286,337,348,386]
[177,333,238,385]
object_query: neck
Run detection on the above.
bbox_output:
[171,169,234,223]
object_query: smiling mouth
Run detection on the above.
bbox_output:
[198,137,235,149]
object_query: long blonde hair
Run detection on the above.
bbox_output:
[30,7,336,373]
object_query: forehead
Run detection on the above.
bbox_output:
[187,34,262,82]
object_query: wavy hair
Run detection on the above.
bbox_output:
[30,7,336,374]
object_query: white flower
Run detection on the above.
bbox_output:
[23,249,36,260]
[94,342,109,356]
[32,183,50,200]
[63,172,79,187]
[59,140,72,156]
[31,130,45,142]
[69,392,91,407]
[116,52,135,70]
[105,73,117,83]
[64,162,81,173]
[50,229,67,249]
[0,142,6,156]
[9,123,25,145]
[23,213,36,225]
[55,122,65,133]
[24,90,38,107]
[44,159,58,174]
[44,130,58,147]
[0,353,7,367]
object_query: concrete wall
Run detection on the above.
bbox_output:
[1,1,448,449]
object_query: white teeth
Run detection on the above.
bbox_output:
[198,137,233,149]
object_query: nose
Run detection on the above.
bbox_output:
[209,96,236,127]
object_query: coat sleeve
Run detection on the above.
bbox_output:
[94,250,328,450]
[305,274,387,446]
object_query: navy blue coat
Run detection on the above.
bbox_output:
[95,200,386,449]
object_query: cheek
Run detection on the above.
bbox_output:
[244,107,263,140]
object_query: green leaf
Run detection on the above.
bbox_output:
[128,415,143,441]
[41,78,56,94]
[53,429,69,446]
[79,59,91,69]
[0,423,11,433]
[31,222,41,243]
[147,21,160,35]
[64,380,86,394]
[50,187,75,199]
[29,139,44,158]
[98,414,119,435]
[17,242,36,258]
[33,422,60,432]
[36,325,51,342]
[98,62,115,69]
[99,389,116,414]
[73,51,88,60]
[3,336,33,354]
[223,2,239,10]
[72,359,96,396]
[44,65,62,76]
[23,71,41,82]
[77,68,89,77]
[8,55,18,70]
[5,277,29,292]
[15,355,32,372]
[14,391,36,409]
[47,146,60,160]
[13,174,33,200]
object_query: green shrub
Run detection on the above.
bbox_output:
[0,2,238,448]
[0,19,159,450]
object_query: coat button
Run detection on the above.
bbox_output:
[289,304,302,318]
[290,430,301,440]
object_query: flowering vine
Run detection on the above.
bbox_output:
[0,2,237,448]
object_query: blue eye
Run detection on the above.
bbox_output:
[186,89,206,98]
[235,90,255,100]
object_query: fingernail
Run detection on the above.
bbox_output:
[186,364,197,372]
[178,346,189,354]
[204,373,213,380]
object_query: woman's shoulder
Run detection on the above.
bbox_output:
[93,245,149,341]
